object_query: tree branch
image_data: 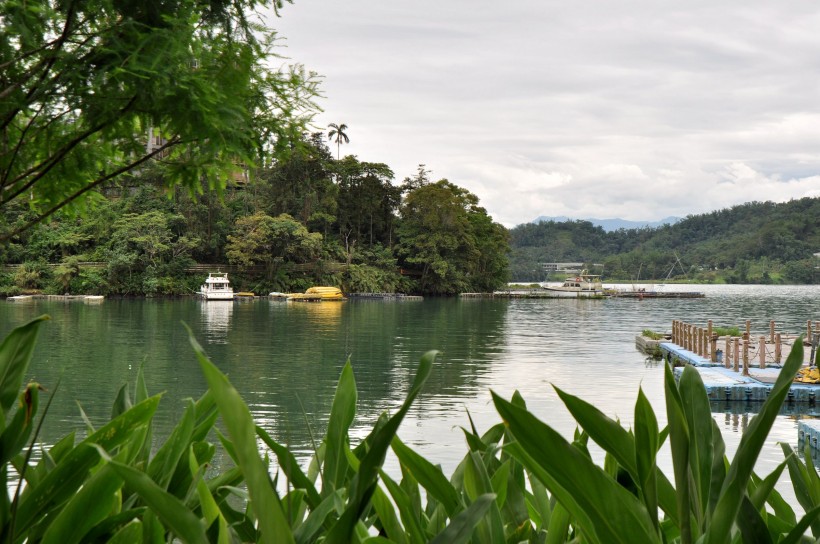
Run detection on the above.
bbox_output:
[0,136,181,242]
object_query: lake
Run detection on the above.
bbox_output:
[2,284,819,487]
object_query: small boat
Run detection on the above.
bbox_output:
[542,271,603,298]
[200,273,234,300]
[287,286,345,301]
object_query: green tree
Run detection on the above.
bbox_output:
[0,0,319,240]
[226,212,322,279]
[327,123,349,159]
[396,179,509,295]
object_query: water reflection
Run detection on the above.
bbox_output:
[200,300,233,343]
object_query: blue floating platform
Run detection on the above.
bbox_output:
[662,342,818,404]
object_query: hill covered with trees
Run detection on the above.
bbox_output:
[510,198,820,284]
[0,136,510,297]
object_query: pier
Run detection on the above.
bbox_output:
[655,318,819,404]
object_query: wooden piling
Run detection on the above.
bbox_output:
[724,336,731,369]
[742,339,750,376]
[733,337,740,372]
[809,320,813,342]
[775,333,781,364]
[745,320,751,340]
[758,335,766,368]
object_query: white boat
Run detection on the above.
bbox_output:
[200,273,234,300]
[542,271,603,298]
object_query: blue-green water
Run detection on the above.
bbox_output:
[2,285,819,481]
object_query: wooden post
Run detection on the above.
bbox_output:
[708,320,714,361]
[809,320,813,341]
[758,335,766,368]
[725,336,731,368]
[671,320,676,344]
[742,339,750,376]
[775,333,781,364]
[770,320,775,343]
[685,323,691,350]
[733,337,740,372]
[696,327,701,356]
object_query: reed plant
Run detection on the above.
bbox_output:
[1,315,818,543]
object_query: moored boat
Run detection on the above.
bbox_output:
[200,273,234,300]
[287,286,345,301]
[542,271,603,298]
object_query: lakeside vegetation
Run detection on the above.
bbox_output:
[0,155,510,297]
[510,197,820,284]
[4,314,820,543]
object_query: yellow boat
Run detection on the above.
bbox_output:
[287,286,345,301]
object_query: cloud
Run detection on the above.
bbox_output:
[272,0,820,227]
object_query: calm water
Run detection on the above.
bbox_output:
[2,285,819,485]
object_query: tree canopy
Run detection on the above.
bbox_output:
[0,0,319,240]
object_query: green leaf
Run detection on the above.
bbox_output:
[678,365,716,525]
[736,494,774,544]
[14,394,161,535]
[323,360,357,496]
[392,436,461,517]
[324,351,436,544]
[428,493,496,544]
[187,327,295,544]
[380,471,426,544]
[493,392,659,544]
[40,464,124,544]
[663,362,692,544]
[780,504,820,544]
[0,315,49,413]
[556,386,638,481]
[545,500,572,544]
[634,386,659,529]
[705,339,805,544]
[147,399,195,489]
[257,425,322,510]
[370,485,409,544]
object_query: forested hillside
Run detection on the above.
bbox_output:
[0,136,510,296]
[510,198,820,284]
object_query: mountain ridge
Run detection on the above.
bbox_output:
[532,215,681,232]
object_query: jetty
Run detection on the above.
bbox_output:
[652,318,819,404]
[6,294,104,303]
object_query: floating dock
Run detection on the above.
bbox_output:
[656,317,819,404]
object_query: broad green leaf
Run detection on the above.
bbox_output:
[14,394,161,534]
[463,450,505,543]
[428,493,496,544]
[749,461,788,511]
[556,386,638,481]
[324,351,435,544]
[737,494,773,544]
[493,392,659,544]
[147,399,195,489]
[187,328,295,544]
[392,436,461,517]
[706,340,805,544]
[780,504,820,544]
[0,315,48,413]
[108,521,143,544]
[257,425,321,510]
[98,447,208,544]
[0,383,40,465]
[663,362,692,544]
[370,485,409,544]
[545,500,572,544]
[634,386,659,529]
[41,464,124,544]
[380,466,426,544]
[679,365,716,525]
[323,360,357,496]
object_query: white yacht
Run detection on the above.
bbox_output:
[542,271,603,298]
[200,273,234,300]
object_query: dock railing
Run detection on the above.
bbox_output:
[671,318,819,373]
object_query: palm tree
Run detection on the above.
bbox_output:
[327,123,349,159]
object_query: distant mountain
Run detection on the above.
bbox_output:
[531,215,681,232]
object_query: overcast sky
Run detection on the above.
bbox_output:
[271,1,820,227]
